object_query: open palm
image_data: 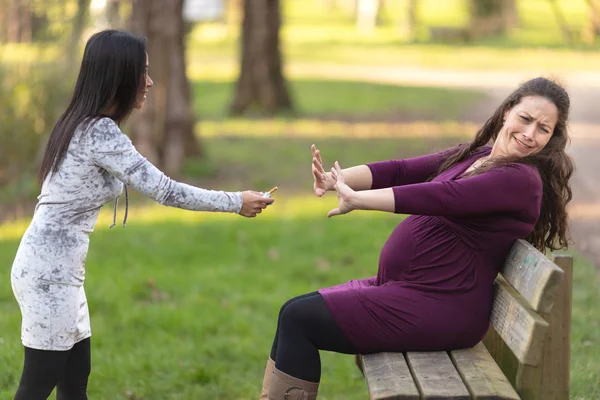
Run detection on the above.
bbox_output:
[311,144,334,197]
[328,161,356,218]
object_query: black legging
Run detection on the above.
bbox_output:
[270,292,358,382]
[14,338,91,400]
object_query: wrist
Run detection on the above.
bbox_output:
[325,172,336,191]
[349,191,364,211]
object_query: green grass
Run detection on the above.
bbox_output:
[191,79,486,120]
[184,0,600,72]
[0,197,598,399]
[4,0,600,73]
[181,136,463,192]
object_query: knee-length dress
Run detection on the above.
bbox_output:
[11,117,243,351]
[319,146,542,354]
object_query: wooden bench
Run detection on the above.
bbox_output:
[356,239,573,400]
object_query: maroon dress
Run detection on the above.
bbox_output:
[318,146,542,353]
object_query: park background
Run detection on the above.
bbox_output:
[0,0,599,398]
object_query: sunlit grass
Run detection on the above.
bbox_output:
[1,196,598,399]
[191,79,487,120]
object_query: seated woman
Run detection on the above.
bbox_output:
[259,77,574,400]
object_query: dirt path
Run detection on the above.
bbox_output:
[291,63,600,268]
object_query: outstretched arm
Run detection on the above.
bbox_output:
[328,161,541,220]
[87,118,272,216]
[313,145,459,196]
[366,146,460,189]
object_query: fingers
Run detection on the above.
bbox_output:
[327,207,340,218]
[331,161,344,183]
[311,144,323,164]
[334,160,342,174]
[312,157,325,174]
[315,149,323,165]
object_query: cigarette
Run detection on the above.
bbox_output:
[268,186,278,194]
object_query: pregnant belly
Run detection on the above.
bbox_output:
[377,215,469,284]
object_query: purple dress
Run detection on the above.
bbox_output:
[318,146,542,354]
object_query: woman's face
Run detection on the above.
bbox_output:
[134,54,153,109]
[491,95,558,159]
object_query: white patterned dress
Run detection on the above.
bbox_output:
[10,117,242,350]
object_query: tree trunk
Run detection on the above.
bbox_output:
[7,1,20,42]
[548,0,573,44]
[583,0,600,43]
[106,0,124,29]
[20,0,32,43]
[68,0,90,65]
[469,0,518,38]
[591,0,600,35]
[398,0,417,40]
[131,0,201,177]
[356,0,381,32]
[0,0,7,43]
[229,0,292,115]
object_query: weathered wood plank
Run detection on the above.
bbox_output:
[450,342,520,399]
[405,351,470,399]
[489,276,549,366]
[501,240,564,313]
[360,352,420,400]
[537,255,572,400]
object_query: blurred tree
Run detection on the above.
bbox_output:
[1,0,33,43]
[106,0,129,29]
[356,0,381,32]
[68,0,90,64]
[397,0,417,41]
[229,0,292,115]
[468,0,518,38]
[584,0,600,42]
[548,0,573,44]
[131,0,201,176]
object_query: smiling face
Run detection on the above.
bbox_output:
[134,53,153,109]
[490,95,559,159]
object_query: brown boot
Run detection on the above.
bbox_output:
[259,358,276,400]
[268,368,319,400]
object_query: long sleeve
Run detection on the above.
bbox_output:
[390,164,542,220]
[86,118,242,213]
[366,146,461,189]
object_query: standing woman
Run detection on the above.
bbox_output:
[11,30,272,400]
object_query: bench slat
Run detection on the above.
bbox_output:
[450,342,520,399]
[501,240,564,313]
[405,351,470,399]
[489,276,549,366]
[361,352,420,400]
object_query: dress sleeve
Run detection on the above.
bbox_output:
[366,146,459,189]
[390,164,542,219]
[85,118,242,213]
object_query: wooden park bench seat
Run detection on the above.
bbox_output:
[356,239,573,400]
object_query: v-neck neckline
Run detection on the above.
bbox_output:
[452,146,493,180]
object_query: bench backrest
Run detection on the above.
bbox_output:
[484,239,573,400]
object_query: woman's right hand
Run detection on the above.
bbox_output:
[312,144,335,197]
[239,191,274,218]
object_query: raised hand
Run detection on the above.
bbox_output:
[327,161,357,218]
[239,191,274,217]
[312,144,335,197]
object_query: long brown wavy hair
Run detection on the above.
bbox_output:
[436,77,574,252]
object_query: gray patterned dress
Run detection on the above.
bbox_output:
[10,117,242,351]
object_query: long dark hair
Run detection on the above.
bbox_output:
[437,77,574,252]
[39,29,147,184]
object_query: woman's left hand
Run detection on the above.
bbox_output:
[328,161,358,218]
